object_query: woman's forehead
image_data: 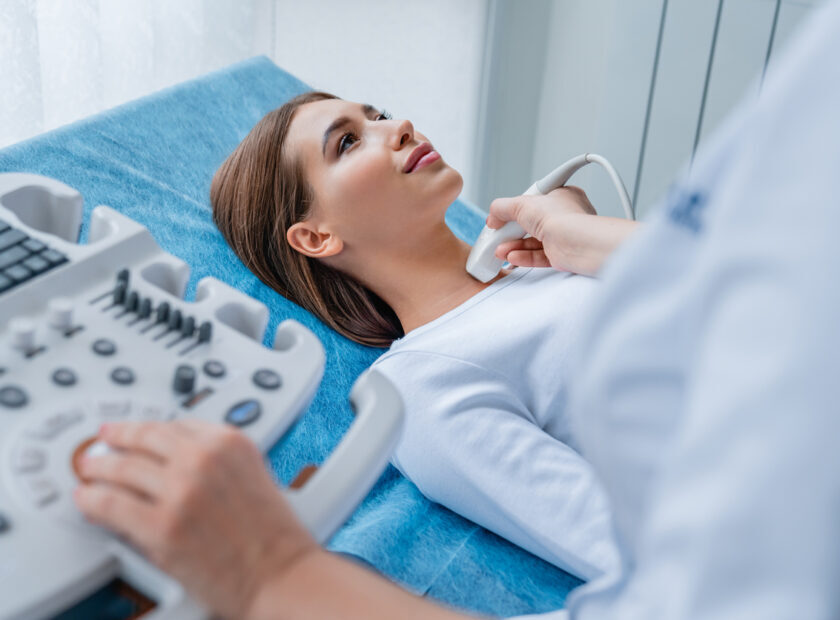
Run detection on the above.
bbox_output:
[289,99,354,144]
[287,99,372,161]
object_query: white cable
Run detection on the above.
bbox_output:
[534,153,634,220]
[582,154,634,220]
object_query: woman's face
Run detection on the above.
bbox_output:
[284,98,463,259]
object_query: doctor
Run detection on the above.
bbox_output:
[75,1,840,618]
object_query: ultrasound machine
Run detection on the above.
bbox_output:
[0,173,404,619]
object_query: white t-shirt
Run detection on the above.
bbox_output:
[525,2,840,618]
[371,267,620,581]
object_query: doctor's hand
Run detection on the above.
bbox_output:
[488,186,639,277]
[73,419,317,620]
[74,420,472,620]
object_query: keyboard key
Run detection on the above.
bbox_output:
[22,238,46,253]
[0,245,30,270]
[0,229,27,252]
[41,249,67,266]
[22,255,50,274]
[0,220,9,233]
[0,274,12,292]
[3,264,33,283]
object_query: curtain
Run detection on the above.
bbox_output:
[0,0,275,148]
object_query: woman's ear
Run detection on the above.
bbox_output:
[286,221,344,258]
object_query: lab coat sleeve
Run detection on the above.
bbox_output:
[374,351,619,582]
[578,11,840,616]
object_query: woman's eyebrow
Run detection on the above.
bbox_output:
[321,104,378,156]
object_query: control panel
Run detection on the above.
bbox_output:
[0,173,404,620]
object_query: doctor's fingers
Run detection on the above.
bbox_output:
[78,451,168,500]
[74,483,159,555]
[172,419,264,470]
[98,420,189,462]
[506,249,553,269]
[494,237,544,260]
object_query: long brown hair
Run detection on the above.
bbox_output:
[210,91,403,348]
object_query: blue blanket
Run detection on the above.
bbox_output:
[0,56,581,617]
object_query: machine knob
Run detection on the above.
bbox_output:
[156,302,171,324]
[138,297,152,319]
[173,364,196,394]
[9,318,36,352]
[48,297,74,330]
[168,309,183,331]
[197,321,213,343]
[113,282,127,305]
[125,291,139,312]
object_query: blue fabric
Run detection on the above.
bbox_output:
[0,56,581,617]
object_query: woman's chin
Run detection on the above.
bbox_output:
[438,166,464,204]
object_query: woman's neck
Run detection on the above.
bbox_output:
[353,223,508,336]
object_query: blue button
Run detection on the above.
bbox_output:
[225,399,261,427]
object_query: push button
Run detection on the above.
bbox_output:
[203,360,226,378]
[0,512,9,534]
[0,385,28,408]
[252,369,281,390]
[225,399,261,427]
[92,339,117,356]
[110,366,135,385]
[52,367,77,386]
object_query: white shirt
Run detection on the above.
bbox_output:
[529,2,840,618]
[372,268,620,581]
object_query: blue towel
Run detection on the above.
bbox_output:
[0,56,581,617]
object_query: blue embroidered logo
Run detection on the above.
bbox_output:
[668,188,707,234]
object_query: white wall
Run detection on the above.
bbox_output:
[531,0,663,219]
[272,0,488,203]
[529,0,818,219]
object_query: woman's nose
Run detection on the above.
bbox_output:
[390,119,414,150]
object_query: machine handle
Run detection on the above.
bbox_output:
[283,369,404,543]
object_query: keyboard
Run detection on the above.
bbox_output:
[0,220,68,294]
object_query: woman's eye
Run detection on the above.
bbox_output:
[376,110,392,121]
[338,132,358,155]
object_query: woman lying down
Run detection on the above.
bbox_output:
[210,91,637,581]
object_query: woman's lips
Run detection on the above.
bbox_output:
[409,150,441,172]
[404,142,441,173]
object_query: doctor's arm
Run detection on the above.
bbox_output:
[74,420,474,620]
[488,187,639,277]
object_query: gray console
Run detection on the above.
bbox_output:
[0,173,404,620]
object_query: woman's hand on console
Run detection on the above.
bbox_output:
[487,186,638,277]
[73,419,317,620]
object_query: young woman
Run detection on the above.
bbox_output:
[210,91,638,580]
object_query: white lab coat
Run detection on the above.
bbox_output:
[519,1,840,617]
